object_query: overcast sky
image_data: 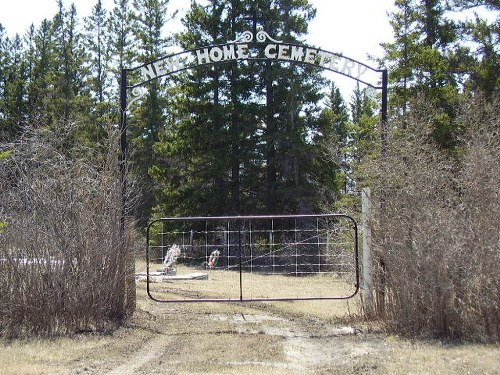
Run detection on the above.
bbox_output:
[0,0,395,96]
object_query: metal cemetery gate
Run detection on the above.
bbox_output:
[122,29,385,306]
[145,214,359,303]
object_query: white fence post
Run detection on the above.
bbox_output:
[361,187,373,314]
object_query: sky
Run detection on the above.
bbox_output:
[0,0,395,96]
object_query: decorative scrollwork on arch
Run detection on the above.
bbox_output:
[256,28,283,43]
[228,30,253,43]
[229,28,283,44]
[126,87,148,113]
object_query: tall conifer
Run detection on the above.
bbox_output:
[152,0,330,218]
[129,0,172,225]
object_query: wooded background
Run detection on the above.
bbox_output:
[0,0,498,341]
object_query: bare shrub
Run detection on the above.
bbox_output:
[369,95,500,342]
[0,124,135,338]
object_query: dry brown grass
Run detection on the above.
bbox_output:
[1,271,499,375]
[381,337,500,375]
[144,263,359,320]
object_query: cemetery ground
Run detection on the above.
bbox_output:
[1,261,499,375]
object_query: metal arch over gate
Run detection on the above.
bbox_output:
[119,27,388,164]
[120,27,386,302]
[144,214,359,303]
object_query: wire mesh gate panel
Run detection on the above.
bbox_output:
[145,214,359,302]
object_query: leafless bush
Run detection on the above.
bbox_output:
[369,95,499,342]
[0,123,136,338]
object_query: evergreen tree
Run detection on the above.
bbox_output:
[151,0,329,219]
[81,0,115,148]
[347,84,378,188]
[449,0,499,95]
[381,0,460,147]
[1,35,29,141]
[253,0,322,213]
[24,20,56,126]
[381,0,498,148]
[0,25,8,140]
[381,0,460,106]
[152,0,246,217]
[379,0,418,116]
[129,0,172,225]
[83,0,113,121]
[108,0,136,79]
[0,28,29,141]
[314,82,350,201]
[48,2,91,126]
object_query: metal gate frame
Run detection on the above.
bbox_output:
[145,213,359,303]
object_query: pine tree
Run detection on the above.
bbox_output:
[314,83,350,201]
[350,85,379,163]
[108,0,136,77]
[347,84,378,187]
[0,34,29,141]
[152,0,242,217]
[24,20,56,125]
[243,0,325,214]
[0,25,7,140]
[47,2,91,126]
[450,0,500,95]
[0,28,28,141]
[379,0,418,116]
[83,0,112,112]
[381,0,498,148]
[381,0,463,148]
[81,0,116,149]
[129,0,172,225]
[152,0,329,219]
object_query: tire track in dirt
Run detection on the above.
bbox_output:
[207,312,386,373]
[103,282,385,375]
[103,333,175,375]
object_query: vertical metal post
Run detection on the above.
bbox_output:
[379,69,388,315]
[120,68,136,313]
[295,218,298,276]
[381,69,388,156]
[205,221,209,268]
[249,221,253,273]
[225,221,230,270]
[317,218,321,273]
[238,220,243,301]
[161,220,165,262]
[120,68,128,184]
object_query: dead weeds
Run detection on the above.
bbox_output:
[1,277,499,374]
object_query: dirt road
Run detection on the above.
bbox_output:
[94,284,498,375]
[97,295,386,375]
[1,282,499,375]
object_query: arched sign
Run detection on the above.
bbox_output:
[132,29,384,89]
[121,28,387,117]
[118,27,388,192]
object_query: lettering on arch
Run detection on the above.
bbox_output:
[128,29,385,90]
